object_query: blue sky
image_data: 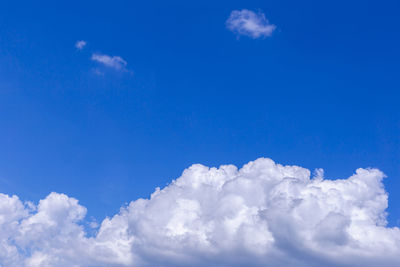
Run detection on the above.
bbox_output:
[1,0,399,232]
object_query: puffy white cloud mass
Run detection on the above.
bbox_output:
[91,53,128,71]
[226,9,276,38]
[1,157,400,266]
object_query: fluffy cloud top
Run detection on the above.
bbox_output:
[91,53,128,71]
[75,40,87,50]
[226,9,276,38]
[1,158,399,266]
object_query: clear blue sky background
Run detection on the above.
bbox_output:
[0,0,399,225]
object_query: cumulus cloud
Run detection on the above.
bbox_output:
[226,9,276,38]
[75,40,87,50]
[0,157,400,266]
[91,53,128,71]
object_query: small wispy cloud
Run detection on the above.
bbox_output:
[226,9,276,39]
[91,53,128,72]
[75,40,87,50]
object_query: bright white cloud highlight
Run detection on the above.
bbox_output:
[226,9,276,38]
[91,53,128,71]
[75,40,87,50]
[0,157,400,266]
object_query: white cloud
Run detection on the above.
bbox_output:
[91,53,128,71]
[226,9,276,38]
[75,40,87,50]
[0,157,400,266]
